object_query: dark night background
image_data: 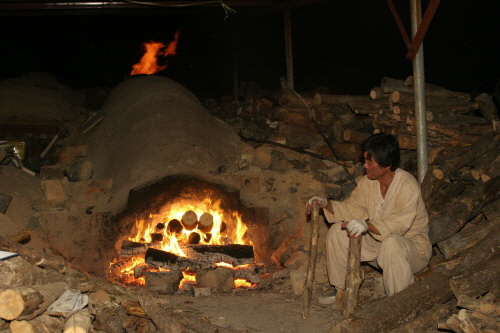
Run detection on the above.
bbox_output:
[0,0,499,99]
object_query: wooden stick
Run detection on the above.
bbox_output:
[343,236,363,318]
[301,205,320,319]
[240,135,353,167]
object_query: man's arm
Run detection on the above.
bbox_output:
[323,201,334,215]
[366,220,380,235]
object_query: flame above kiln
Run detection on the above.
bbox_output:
[130,30,180,75]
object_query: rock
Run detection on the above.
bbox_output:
[40,179,66,208]
[145,271,183,294]
[290,270,306,295]
[66,160,93,182]
[252,147,273,170]
[196,267,234,290]
[56,145,87,166]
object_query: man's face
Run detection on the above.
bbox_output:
[363,151,391,180]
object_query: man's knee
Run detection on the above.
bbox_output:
[327,222,343,239]
[377,234,407,266]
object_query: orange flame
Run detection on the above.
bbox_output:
[130,30,180,75]
[114,197,254,288]
[129,198,250,256]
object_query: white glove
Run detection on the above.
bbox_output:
[306,196,328,214]
[346,219,368,237]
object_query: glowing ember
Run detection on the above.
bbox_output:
[130,30,180,75]
[235,279,256,288]
[112,197,256,289]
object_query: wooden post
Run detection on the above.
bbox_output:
[284,9,294,90]
[301,205,320,319]
[343,236,363,318]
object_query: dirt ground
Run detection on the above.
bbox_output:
[166,269,384,333]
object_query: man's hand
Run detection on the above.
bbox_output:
[345,219,368,237]
[305,196,328,215]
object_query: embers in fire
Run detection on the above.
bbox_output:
[110,200,260,291]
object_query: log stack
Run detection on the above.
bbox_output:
[338,76,497,155]
[329,130,500,332]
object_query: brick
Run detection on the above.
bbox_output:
[56,145,87,166]
[290,270,306,295]
[41,179,66,208]
[192,286,212,297]
[40,165,66,180]
[284,251,308,270]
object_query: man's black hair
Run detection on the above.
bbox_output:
[362,133,400,171]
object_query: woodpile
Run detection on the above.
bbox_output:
[205,80,500,332]
[326,79,500,332]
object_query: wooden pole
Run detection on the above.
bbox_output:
[343,236,363,318]
[284,9,294,90]
[301,205,320,319]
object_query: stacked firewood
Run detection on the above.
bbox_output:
[339,76,498,154]
[329,129,500,331]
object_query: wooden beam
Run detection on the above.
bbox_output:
[406,0,441,59]
[386,0,411,49]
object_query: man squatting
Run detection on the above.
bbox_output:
[306,133,432,303]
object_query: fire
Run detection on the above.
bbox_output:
[130,30,180,75]
[129,198,249,255]
[112,197,255,289]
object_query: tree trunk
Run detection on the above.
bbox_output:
[0,287,43,321]
[343,236,362,319]
[145,244,254,271]
[449,250,500,298]
[389,304,450,333]
[63,308,91,333]
[301,206,320,319]
[314,94,370,106]
[330,273,453,333]
[278,90,315,108]
[432,225,500,276]
[475,93,499,122]
[437,216,500,259]
[406,116,480,144]
[347,100,390,115]
[10,315,63,333]
[0,235,67,272]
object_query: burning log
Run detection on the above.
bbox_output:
[203,233,212,242]
[181,210,198,231]
[120,240,161,257]
[145,245,254,271]
[110,258,134,275]
[198,212,213,232]
[187,232,201,245]
[150,233,163,243]
[166,219,183,235]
